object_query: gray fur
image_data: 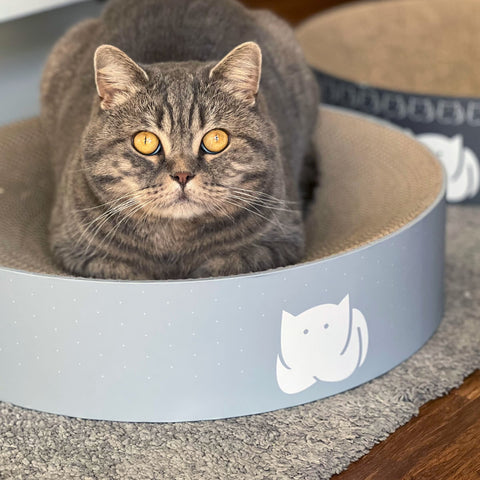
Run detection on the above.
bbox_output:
[41,0,319,279]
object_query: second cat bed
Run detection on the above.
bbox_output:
[0,106,445,422]
[296,0,480,204]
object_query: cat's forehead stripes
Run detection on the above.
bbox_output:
[161,93,175,134]
[151,83,208,154]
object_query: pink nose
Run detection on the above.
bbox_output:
[171,172,195,187]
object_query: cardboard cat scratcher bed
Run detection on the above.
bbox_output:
[296,0,480,204]
[0,106,445,422]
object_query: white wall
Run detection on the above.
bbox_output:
[0,0,90,23]
[0,1,103,126]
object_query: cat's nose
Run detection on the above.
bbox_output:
[171,171,195,187]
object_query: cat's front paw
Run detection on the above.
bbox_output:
[59,255,150,280]
[191,257,233,279]
[83,259,151,280]
[191,254,257,278]
[192,241,302,279]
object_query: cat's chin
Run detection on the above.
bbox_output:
[155,200,207,220]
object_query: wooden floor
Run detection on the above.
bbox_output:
[243,0,480,478]
[334,370,480,479]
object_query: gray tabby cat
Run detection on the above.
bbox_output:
[41,0,319,280]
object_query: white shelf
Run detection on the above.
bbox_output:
[0,0,89,23]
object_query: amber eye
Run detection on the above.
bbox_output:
[201,129,229,154]
[133,131,161,155]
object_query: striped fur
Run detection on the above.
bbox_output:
[41,0,319,279]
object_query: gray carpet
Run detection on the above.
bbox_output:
[1,205,479,480]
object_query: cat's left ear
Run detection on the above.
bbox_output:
[209,42,262,107]
[94,44,149,110]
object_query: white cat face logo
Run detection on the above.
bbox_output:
[416,133,480,202]
[276,295,368,394]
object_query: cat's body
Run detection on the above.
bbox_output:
[41,0,319,279]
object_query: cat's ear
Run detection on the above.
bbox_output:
[94,45,149,110]
[209,42,262,107]
[281,310,295,325]
[339,294,350,313]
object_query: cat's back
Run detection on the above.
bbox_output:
[102,0,284,63]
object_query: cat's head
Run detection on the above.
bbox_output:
[80,42,280,220]
[280,294,352,370]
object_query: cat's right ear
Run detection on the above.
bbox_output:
[94,45,149,110]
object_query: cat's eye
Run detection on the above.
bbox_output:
[201,129,229,154]
[133,131,161,155]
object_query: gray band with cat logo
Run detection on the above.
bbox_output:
[0,183,446,422]
[314,70,480,204]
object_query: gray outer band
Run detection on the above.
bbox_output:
[314,69,480,204]
[0,190,445,422]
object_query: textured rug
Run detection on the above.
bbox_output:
[1,205,479,479]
